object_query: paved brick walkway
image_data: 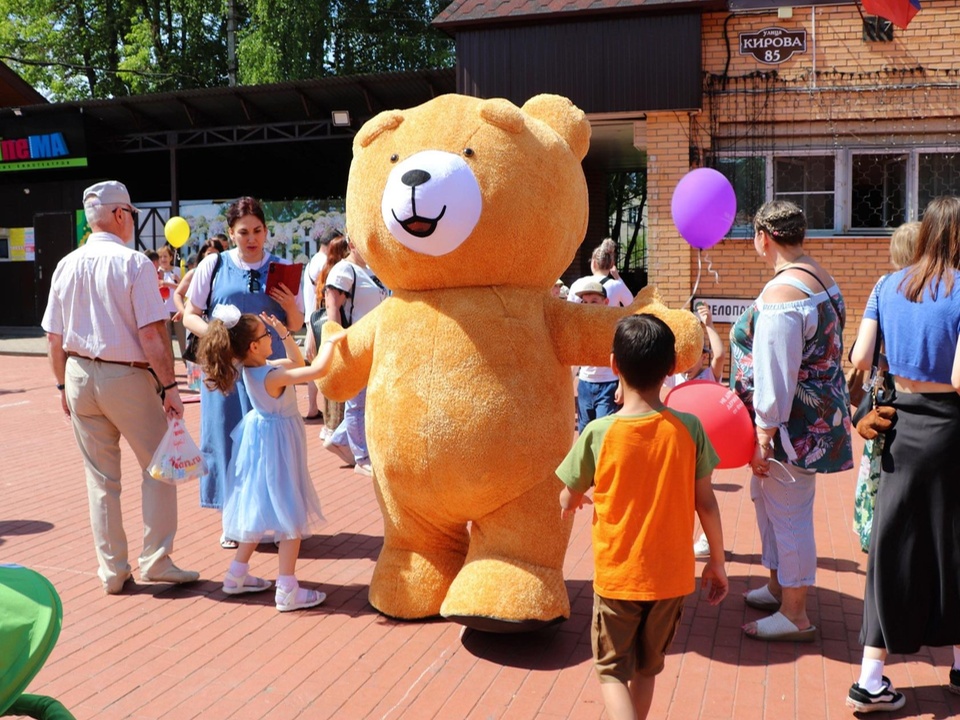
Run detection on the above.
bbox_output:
[2,351,958,719]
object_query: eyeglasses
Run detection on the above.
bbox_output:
[247,269,262,293]
[255,330,271,341]
[116,205,139,217]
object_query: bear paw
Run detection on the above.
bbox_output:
[439,558,570,633]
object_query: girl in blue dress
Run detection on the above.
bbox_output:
[182,197,304,552]
[198,304,344,612]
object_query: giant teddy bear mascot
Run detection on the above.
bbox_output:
[318,93,703,632]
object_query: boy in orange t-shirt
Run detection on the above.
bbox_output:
[557,314,728,720]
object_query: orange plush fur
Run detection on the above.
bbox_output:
[317,93,703,631]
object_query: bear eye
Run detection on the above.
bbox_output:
[463,148,474,157]
[389,154,399,163]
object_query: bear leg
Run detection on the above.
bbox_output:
[368,482,469,620]
[439,477,573,632]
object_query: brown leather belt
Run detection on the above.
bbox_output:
[66,351,150,370]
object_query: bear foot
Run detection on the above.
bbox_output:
[439,557,570,633]
[368,544,464,620]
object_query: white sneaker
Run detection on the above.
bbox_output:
[693,533,711,558]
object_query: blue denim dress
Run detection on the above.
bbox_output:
[199,252,287,508]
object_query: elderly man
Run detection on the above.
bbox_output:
[41,180,199,594]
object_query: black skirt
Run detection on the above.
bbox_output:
[860,390,960,653]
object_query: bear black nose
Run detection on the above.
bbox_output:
[401,169,431,188]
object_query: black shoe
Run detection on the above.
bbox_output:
[949,667,960,695]
[846,681,906,713]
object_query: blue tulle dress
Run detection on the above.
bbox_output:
[221,364,326,543]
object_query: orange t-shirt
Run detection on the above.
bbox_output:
[556,409,719,601]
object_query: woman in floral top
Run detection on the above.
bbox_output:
[731,200,852,643]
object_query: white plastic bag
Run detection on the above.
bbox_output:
[147,418,207,485]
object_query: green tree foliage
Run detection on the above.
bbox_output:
[607,169,648,274]
[0,0,454,101]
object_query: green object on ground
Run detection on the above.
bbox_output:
[0,565,63,715]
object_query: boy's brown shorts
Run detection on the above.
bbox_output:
[591,593,686,683]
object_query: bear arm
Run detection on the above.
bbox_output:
[315,306,379,401]
[545,299,634,367]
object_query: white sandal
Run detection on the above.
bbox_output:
[222,571,272,595]
[743,584,781,612]
[744,611,816,642]
[275,584,326,612]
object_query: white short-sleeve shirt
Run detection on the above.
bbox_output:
[41,233,169,362]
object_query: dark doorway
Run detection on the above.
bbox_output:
[33,212,75,325]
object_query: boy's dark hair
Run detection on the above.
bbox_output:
[613,314,676,392]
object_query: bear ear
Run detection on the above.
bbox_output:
[355,110,404,149]
[521,94,591,161]
[478,98,525,134]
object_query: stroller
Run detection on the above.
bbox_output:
[0,565,75,720]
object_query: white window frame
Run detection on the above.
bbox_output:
[713,147,960,236]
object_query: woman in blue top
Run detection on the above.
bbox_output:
[731,200,852,644]
[845,196,960,712]
[183,197,304,545]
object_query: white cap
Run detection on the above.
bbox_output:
[82,180,138,212]
[569,276,607,300]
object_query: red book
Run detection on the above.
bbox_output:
[265,262,304,295]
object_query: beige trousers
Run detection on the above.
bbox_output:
[65,356,178,587]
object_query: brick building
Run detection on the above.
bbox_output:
[436,0,960,360]
[697,1,960,355]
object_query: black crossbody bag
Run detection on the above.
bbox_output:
[181,253,223,363]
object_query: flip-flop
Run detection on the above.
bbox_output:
[744,584,782,612]
[743,611,816,642]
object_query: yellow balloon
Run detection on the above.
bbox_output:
[164,216,191,248]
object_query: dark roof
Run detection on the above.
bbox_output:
[8,68,456,140]
[0,60,48,108]
[434,0,724,28]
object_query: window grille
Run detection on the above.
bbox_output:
[851,153,907,230]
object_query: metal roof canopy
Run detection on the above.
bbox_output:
[9,68,457,154]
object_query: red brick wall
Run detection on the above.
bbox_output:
[690,2,960,362]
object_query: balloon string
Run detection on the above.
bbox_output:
[684,250,721,310]
[685,251,703,309]
[705,250,720,286]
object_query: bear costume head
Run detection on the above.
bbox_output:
[347,93,591,292]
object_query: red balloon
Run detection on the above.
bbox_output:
[664,379,754,469]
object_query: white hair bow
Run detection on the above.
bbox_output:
[211,304,242,328]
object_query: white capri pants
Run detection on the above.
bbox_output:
[750,464,817,588]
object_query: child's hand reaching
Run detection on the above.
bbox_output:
[312,330,347,365]
[694,302,714,327]
[259,312,289,338]
[700,560,729,605]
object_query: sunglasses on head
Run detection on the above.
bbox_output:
[247,269,262,293]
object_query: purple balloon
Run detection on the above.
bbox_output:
[671,168,737,250]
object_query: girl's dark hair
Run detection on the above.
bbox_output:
[754,200,806,247]
[198,236,226,263]
[612,314,676,392]
[227,197,266,229]
[900,195,960,302]
[197,313,262,394]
